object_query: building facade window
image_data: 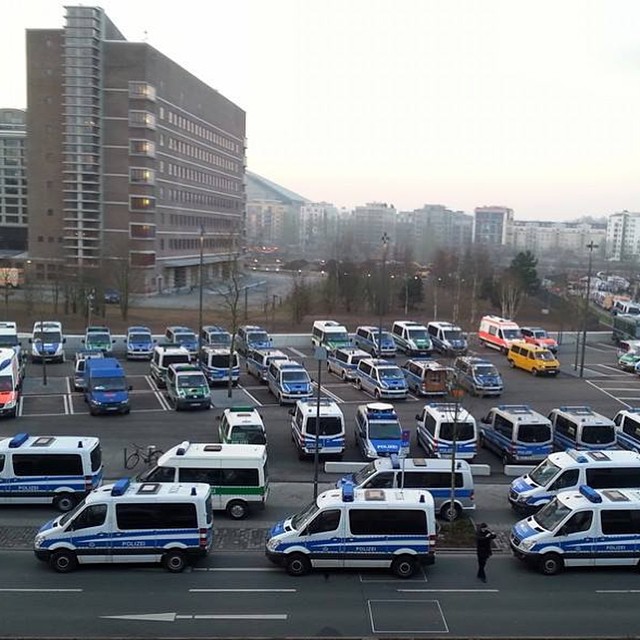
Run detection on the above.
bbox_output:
[129,167,156,185]
[130,223,156,239]
[128,81,156,101]
[129,195,156,212]
[128,110,156,129]
[130,251,156,267]
[129,139,155,157]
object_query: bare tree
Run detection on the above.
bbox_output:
[499,272,523,319]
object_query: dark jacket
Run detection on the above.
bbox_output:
[476,527,496,558]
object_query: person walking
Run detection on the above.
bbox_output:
[476,522,496,583]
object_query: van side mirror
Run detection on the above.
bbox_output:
[288,408,295,416]
[128,385,133,391]
[28,338,32,343]
[112,339,116,343]
[63,338,67,343]
[415,414,421,421]
[81,339,85,343]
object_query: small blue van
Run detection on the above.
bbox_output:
[84,358,131,415]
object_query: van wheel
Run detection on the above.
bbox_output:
[508,359,515,368]
[163,550,187,573]
[356,378,362,390]
[391,555,417,579]
[278,393,284,406]
[540,553,563,576]
[440,502,461,521]
[226,500,248,520]
[374,389,381,400]
[340,370,346,381]
[531,368,538,376]
[53,493,77,513]
[286,553,311,577]
[479,434,486,449]
[50,550,78,573]
[502,453,511,466]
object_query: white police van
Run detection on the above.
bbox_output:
[508,449,640,514]
[150,344,191,388]
[265,484,436,578]
[267,359,313,405]
[427,321,468,356]
[613,408,640,453]
[197,347,240,386]
[218,407,267,445]
[311,320,351,351]
[0,433,103,512]
[337,455,475,521]
[391,320,432,355]
[34,477,213,573]
[326,347,369,381]
[354,325,397,357]
[548,406,617,451]
[355,403,410,459]
[415,403,478,460]
[29,321,65,363]
[140,441,268,520]
[510,485,640,575]
[245,348,289,383]
[289,398,345,459]
[355,358,408,400]
[480,405,553,464]
[200,325,232,348]
[125,325,155,360]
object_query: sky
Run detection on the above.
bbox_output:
[3,0,640,220]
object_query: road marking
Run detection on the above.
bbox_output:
[288,347,306,359]
[101,612,287,622]
[65,376,72,395]
[17,395,23,417]
[192,567,280,572]
[0,588,83,593]
[586,380,630,407]
[189,588,296,593]
[311,382,343,404]
[398,589,499,593]
[145,374,160,392]
[67,393,75,415]
[238,385,263,407]
[154,390,171,411]
[596,590,640,594]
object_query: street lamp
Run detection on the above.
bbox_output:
[433,277,442,320]
[378,232,390,357]
[579,241,598,378]
[198,225,205,355]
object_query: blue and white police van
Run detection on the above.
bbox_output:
[508,449,640,514]
[415,403,478,460]
[198,347,240,386]
[326,347,369,381]
[267,359,313,405]
[355,359,408,400]
[200,325,232,348]
[479,405,553,464]
[510,485,640,575]
[290,398,345,459]
[613,408,640,453]
[165,326,199,359]
[125,325,155,360]
[265,483,436,578]
[246,348,289,383]
[453,356,503,397]
[354,325,397,357]
[29,321,65,364]
[427,321,468,356]
[34,477,213,573]
[548,406,617,451]
[237,325,272,356]
[0,433,103,512]
[355,403,410,460]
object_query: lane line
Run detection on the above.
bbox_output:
[67,392,75,415]
[586,380,630,408]
[17,395,23,417]
[189,588,296,593]
[0,588,83,593]
[311,382,343,404]
[179,614,288,620]
[65,376,71,394]
[238,385,263,407]
[288,347,306,359]
[192,567,280,572]
[596,590,640,594]
[398,588,499,593]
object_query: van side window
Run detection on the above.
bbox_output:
[364,472,394,489]
[586,467,640,488]
[116,503,197,529]
[601,509,640,535]
[425,414,437,435]
[494,414,513,438]
[622,417,640,439]
[558,511,593,536]
[406,471,463,489]
[144,466,176,482]
[488,326,497,336]
[337,351,348,363]
[13,454,83,476]
[0,454,4,473]
[549,469,579,491]
[179,468,220,484]
[307,509,341,534]
[73,504,108,530]
[349,508,426,535]
[554,415,575,438]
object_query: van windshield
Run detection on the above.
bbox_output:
[407,328,428,341]
[249,332,269,344]
[369,421,401,439]
[177,374,207,387]
[444,330,463,341]
[0,375,13,391]
[305,417,343,435]
[352,461,378,484]
[502,328,521,340]
[533,497,571,532]
[209,333,231,347]
[528,458,561,487]
[230,425,266,445]
[34,331,61,343]
[283,370,309,383]
[129,333,151,343]
[59,499,87,527]
[163,354,190,367]
[474,364,498,377]
[0,335,18,347]
[533,330,548,339]
[90,376,127,392]
[291,499,320,530]
[535,351,555,361]
[379,367,404,380]
[86,333,110,345]
[209,354,238,369]
[439,422,475,441]
[174,332,196,344]
[581,425,615,445]
[518,424,552,443]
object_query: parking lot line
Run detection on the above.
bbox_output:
[586,380,630,407]
[17,396,23,417]
[66,394,74,415]
[239,385,263,407]
[288,347,306,359]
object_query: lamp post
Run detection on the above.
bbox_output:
[447,382,465,523]
[579,241,598,378]
[433,277,441,320]
[198,225,205,355]
[378,232,390,357]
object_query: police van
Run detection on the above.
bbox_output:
[245,348,289,383]
[548,406,617,451]
[510,485,640,575]
[200,325,232,348]
[479,405,553,464]
[401,359,451,396]
[508,449,640,514]
[311,320,351,351]
[165,363,211,410]
[391,320,432,356]
[72,350,103,392]
[0,347,24,418]
[125,325,155,360]
[197,347,240,386]
[289,398,345,459]
[29,321,65,364]
[267,359,313,405]
[452,356,503,397]
[164,325,199,359]
[236,325,271,356]
[326,347,369,381]
[0,433,103,511]
[141,441,269,520]
[613,408,640,453]
[337,455,475,521]
[34,477,213,573]
[354,325,397,357]
[265,484,436,578]
[415,403,478,460]
[355,403,410,459]
[150,344,191,388]
[218,407,267,445]
[354,358,408,400]
[427,321,468,356]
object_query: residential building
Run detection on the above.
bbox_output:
[511,220,607,257]
[299,202,339,256]
[352,202,397,258]
[606,211,640,262]
[26,5,245,292]
[473,205,514,246]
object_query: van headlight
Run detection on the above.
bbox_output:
[34,534,45,548]
[519,538,535,551]
[266,538,279,552]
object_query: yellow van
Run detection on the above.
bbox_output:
[507,341,559,376]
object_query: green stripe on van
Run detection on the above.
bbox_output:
[208,486,266,496]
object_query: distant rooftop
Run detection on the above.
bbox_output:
[246,171,309,204]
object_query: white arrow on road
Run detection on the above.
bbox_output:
[101,612,287,622]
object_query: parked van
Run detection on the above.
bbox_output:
[141,441,269,520]
[125,326,154,360]
[72,350,103,392]
[245,348,289,383]
[520,326,558,353]
[612,299,640,316]
[613,408,640,453]
[401,359,451,396]
[218,406,266,445]
[507,342,560,376]
[200,325,232,348]
[290,398,345,459]
[480,405,553,464]
[0,321,21,356]
[34,477,212,573]
[510,485,640,575]
[427,321,468,356]
[508,449,640,514]
[354,325,396,357]
[30,321,65,364]
[415,403,478,460]
[165,363,211,411]
[0,347,23,418]
[265,484,436,578]
[612,315,640,345]
[0,433,102,511]
[391,320,432,356]
[478,315,522,353]
[150,344,191,388]
[267,359,313,405]
[548,406,617,451]
[236,325,271,356]
[452,356,503,397]
[311,320,351,351]
[165,325,199,359]
[84,357,131,415]
[198,347,240,386]
[326,347,369,381]
[354,358,408,400]
[82,326,115,355]
[355,402,410,459]
[337,456,475,521]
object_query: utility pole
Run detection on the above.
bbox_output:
[378,232,390,357]
[579,241,598,378]
[198,225,205,355]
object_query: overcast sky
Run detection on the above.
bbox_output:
[3,0,640,220]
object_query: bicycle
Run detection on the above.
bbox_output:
[124,443,164,470]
